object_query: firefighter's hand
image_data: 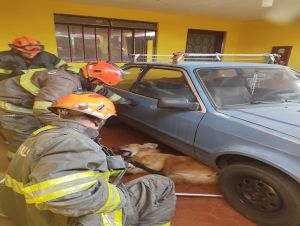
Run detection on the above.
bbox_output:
[128,98,138,106]
[118,98,138,106]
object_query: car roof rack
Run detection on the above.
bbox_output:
[131,53,280,64]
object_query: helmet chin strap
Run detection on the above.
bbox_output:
[85,62,104,84]
[83,63,96,91]
[95,119,105,128]
[86,62,93,80]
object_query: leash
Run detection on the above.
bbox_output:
[125,158,165,176]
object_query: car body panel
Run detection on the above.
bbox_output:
[221,104,300,139]
[111,61,300,183]
[194,110,300,182]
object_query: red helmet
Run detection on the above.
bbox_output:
[49,92,116,120]
[81,61,126,86]
[10,36,44,54]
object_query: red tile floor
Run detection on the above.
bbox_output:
[0,121,257,226]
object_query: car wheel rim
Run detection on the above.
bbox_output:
[236,176,282,212]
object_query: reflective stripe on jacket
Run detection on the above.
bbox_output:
[3,121,126,226]
[0,68,13,74]
[20,68,46,95]
[0,101,33,114]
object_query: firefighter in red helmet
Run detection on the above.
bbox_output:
[0,36,66,81]
[0,60,129,161]
[10,36,44,59]
[82,61,124,85]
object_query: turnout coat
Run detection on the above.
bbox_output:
[0,120,176,226]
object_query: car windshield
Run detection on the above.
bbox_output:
[197,67,300,107]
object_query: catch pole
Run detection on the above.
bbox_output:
[176,192,224,198]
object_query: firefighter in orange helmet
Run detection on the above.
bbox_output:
[0,60,129,160]
[0,92,176,226]
[0,36,66,81]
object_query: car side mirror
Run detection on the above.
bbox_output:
[157,97,200,111]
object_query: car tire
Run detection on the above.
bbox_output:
[219,161,300,226]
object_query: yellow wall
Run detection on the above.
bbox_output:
[237,19,300,70]
[1,0,299,69]
[1,0,58,53]
[1,0,241,67]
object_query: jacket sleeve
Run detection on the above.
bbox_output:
[0,52,23,81]
[33,73,81,124]
[27,134,126,217]
[95,85,130,104]
[0,63,13,81]
[43,51,67,69]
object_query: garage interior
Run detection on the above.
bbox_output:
[1,0,300,226]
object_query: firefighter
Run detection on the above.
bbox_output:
[0,92,176,226]
[0,60,128,160]
[0,36,66,81]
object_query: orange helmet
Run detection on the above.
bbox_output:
[10,36,44,54]
[49,92,116,120]
[81,61,126,86]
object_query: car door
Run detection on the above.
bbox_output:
[110,65,155,128]
[130,66,205,157]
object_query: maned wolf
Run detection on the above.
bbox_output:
[114,143,218,184]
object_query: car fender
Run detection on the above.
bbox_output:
[214,145,300,184]
[194,112,300,183]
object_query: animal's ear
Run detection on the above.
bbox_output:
[143,143,158,149]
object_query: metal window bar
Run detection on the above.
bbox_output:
[132,54,174,63]
[131,53,280,64]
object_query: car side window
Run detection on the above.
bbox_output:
[198,68,252,106]
[114,66,144,91]
[132,68,197,101]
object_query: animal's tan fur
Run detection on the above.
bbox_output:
[115,143,218,184]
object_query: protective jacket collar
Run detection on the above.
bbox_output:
[52,119,99,139]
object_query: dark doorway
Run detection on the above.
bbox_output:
[271,46,292,66]
[186,29,225,54]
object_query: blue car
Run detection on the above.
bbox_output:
[109,57,300,226]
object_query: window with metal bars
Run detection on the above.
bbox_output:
[54,14,157,63]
